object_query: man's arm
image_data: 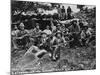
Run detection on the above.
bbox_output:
[62,36,66,43]
[50,36,56,44]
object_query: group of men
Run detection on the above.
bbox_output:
[11,18,95,61]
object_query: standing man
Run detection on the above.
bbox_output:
[57,5,61,20]
[61,6,66,20]
[67,6,72,19]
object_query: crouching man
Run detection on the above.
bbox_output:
[50,31,66,61]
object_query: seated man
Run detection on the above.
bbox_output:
[86,28,95,47]
[29,23,42,47]
[80,29,87,47]
[38,31,52,54]
[15,22,29,49]
[50,31,66,61]
[33,23,42,35]
[17,45,47,68]
[11,25,19,49]
[43,25,52,35]
[22,32,50,61]
[24,45,47,59]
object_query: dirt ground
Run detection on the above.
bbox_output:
[11,46,96,75]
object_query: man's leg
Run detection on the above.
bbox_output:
[12,38,19,49]
[55,47,60,60]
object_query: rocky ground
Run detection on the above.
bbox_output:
[11,46,96,75]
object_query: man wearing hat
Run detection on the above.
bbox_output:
[50,30,66,61]
[18,22,29,36]
[43,25,52,35]
[56,23,62,31]
[38,31,52,55]
[68,20,80,33]
[33,23,41,34]
[15,22,29,49]
[11,25,19,49]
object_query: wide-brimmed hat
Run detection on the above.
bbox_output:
[19,22,24,27]
[55,31,62,36]
[36,23,39,26]
[41,31,48,35]
[72,20,77,23]
[57,23,61,26]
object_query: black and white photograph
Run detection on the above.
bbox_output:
[11,0,96,75]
